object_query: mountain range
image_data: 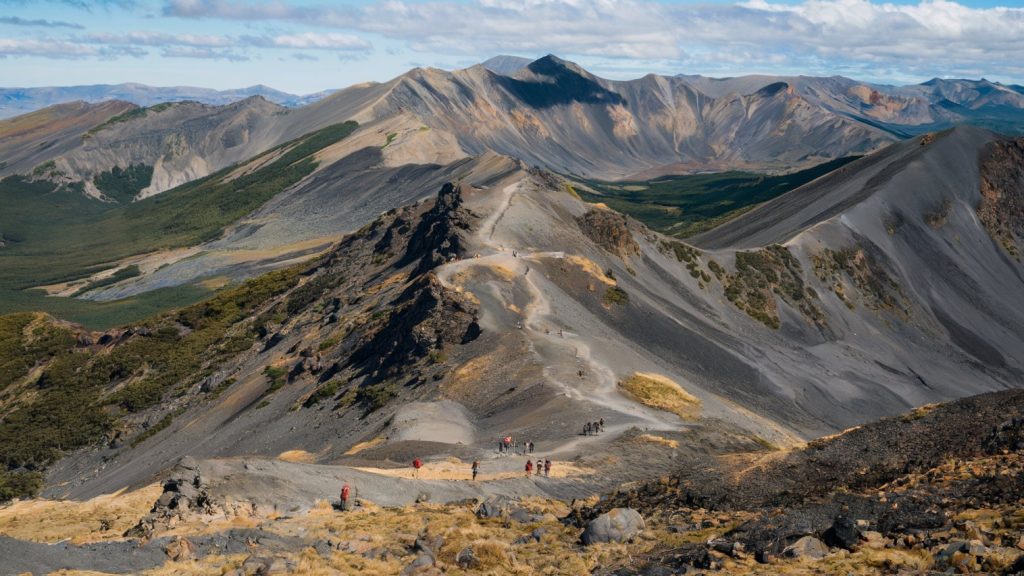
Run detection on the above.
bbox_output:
[0,54,1023,575]
[0,82,333,120]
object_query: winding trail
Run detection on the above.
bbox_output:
[436,181,680,455]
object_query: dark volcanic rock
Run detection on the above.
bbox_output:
[822,514,861,550]
[576,209,640,258]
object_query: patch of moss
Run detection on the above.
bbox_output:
[304,379,341,408]
[660,240,701,264]
[263,365,287,394]
[602,285,629,306]
[812,246,906,315]
[924,199,952,229]
[355,382,396,413]
[723,245,824,329]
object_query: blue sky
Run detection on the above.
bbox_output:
[1,0,1023,93]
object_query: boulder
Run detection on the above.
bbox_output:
[782,536,828,560]
[400,553,436,576]
[476,495,514,519]
[456,546,478,569]
[164,537,195,561]
[822,515,860,550]
[581,508,646,545]
[508,507,545,524]
[413,533,444,558]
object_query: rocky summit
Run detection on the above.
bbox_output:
[0,49,1022,576]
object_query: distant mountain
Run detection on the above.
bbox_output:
[0,83,334,119]
[480,55,533,75]
[6,55,1024,199]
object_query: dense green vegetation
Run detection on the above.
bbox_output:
[0,121,358,329]
[577,156,859,238]
[0,267,303,502]
[93,164,154,203]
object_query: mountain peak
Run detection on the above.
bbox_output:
[481,55,533,76]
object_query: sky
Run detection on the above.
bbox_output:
[1,0,1023,94]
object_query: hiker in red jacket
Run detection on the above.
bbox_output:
[412,458,422,478]
[525,459,533,477]
[340,482,351,511]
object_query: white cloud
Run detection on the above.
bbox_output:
[155,0,1024,80]
[0,37,142,58]
[250,32,370,50]
[160,46,250,61]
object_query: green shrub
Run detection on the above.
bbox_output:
[603,286,629,306]
[263,365,287,394]
[355,383,396,413]
[304,379,340,408]
[0,469,43,501]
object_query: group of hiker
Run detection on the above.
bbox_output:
[335,426,588,512]
[498,436,537,455]
[525,458,552,478]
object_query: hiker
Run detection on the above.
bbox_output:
[544,459,551,477]
[498,440,504,454]
[525,459,533,477]
[599,418,605,432]
[472,460,480,481]
[593,421,600,434]
[584,422,591,436]
[536,459,543,475]
[412,458,422,478]
[578,369,584,379]
[527,441,534,454]
[340,482,351,511]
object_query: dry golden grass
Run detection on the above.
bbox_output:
[488,264,519,281]
[443,349,503,398]
[344,436,386,456]
[565,255,615,286]
[634,434,680,449]
[0,484,161,544]
[278,450,318,463]
[617,373,701,421]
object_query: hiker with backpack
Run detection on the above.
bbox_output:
[412,458,422,478]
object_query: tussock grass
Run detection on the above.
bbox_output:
[618,373,701,420]
[0,483,161,544]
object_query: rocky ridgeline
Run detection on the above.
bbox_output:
[592,390,1024,574]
